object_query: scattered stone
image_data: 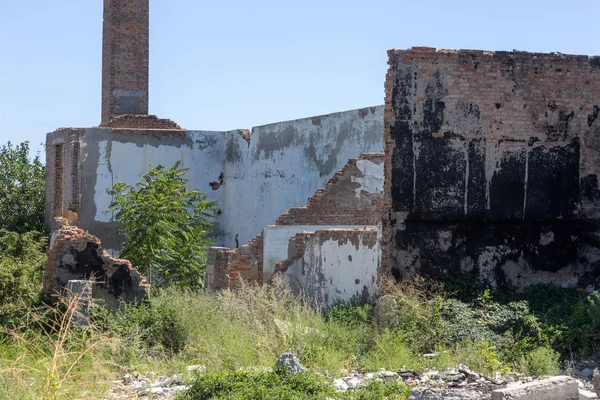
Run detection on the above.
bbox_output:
[185,365,206,373]
[491,376,578,400]
[346,377,361,389]
[276,353,306,374]
[409,388,482,399]
[579,389,597,399]
[333,378,349,392]
[593,368,600,398]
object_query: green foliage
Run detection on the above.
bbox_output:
[108,293,189,354]
[520,346,560,376]
[361,329,416,372]
[0,229,46,323]
[106,162,217,289]
[180,367,335,400]
[338,380,410,400]
[0,141,46,234]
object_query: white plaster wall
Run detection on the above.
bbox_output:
[220,106,383,248]
[281,230,380,308]
[353,158,384,199]
[262,225,374,282]
[77,106,383,250]
[79,129,228,249]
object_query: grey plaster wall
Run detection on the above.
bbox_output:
[220,106,384,248]
[63,106,383,252]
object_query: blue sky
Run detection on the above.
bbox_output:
[1,0,599,157]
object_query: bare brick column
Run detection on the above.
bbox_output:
[101,0,149,123]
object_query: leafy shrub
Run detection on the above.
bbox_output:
[109,290,190,354]
[179,367,335,400]
[520,346,560,376]
[0,141,46,234]
[0,230,46,324]
[106,162,217,289]
[338,379,410,400]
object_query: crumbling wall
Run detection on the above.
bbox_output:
[273,228,380,307]
[43,219,149,309]
[207,153,385,290]
[45,128,84,228]
[47,106,383,253]
[384,47,600,289]
[262,153,384,281]
[220,106,384,248]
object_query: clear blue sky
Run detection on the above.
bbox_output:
[1,0,599,157]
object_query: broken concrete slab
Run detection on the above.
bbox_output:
[579,388,597,399]
[491,376,578,400]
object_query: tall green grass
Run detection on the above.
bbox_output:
[0,278,566,399]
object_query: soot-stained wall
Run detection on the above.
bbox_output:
[384,47,600,290]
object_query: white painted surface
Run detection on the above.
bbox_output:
[80,129,226,243]
[79,106,383,249]
[262,225,374,282]
[281,230,380,307]
[220,107,383,248]
[352,159,384,199]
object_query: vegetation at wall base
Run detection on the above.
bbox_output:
[3,277,600,399]
[106,162,218,290]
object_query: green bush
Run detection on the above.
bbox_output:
[106,162,217,289]
[338,380,410,400]
[179,367,335,400]
[0,230,46,325]
[0,141,46,234]
[520,346,560,376]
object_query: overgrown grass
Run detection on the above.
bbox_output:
[0,295,118,399]
[2,277,594,399]
[180,367,411,400]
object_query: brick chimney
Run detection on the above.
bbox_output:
[101,0,149,124]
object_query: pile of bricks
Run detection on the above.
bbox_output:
[43,220,150,308]
[99,114,182,130]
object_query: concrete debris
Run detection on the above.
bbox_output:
[106,369,196,399]
[580,389,598,399]
[276,353,307,374]
[491,376,579,399]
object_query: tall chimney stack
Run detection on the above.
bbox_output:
[101,0,149,124]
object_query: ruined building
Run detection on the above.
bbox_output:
[45,1,600,306]
[383,47,600,290]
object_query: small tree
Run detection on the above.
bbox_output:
[106,162,217,289]
[0,141,46,234]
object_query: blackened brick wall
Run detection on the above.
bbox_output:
[384,47,600,290]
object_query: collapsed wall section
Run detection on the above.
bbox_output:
[272,228,380,307]
[384,47,600,289]
[43,218,149,309]
[207,153,385,292]
[46,106,383,254]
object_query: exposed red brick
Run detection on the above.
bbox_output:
[101,0,149,123]
[99,114,183,130]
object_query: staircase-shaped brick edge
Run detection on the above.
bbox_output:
[273,152,385,226]
[212,152,385,290]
